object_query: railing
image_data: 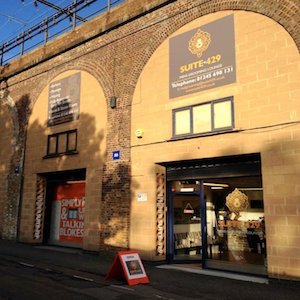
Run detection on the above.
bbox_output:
[0,0,124,66]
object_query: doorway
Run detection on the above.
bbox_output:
[43,169,86,248]
[203,176,267,275]
[170,180,202,261]
[165,154,267,275]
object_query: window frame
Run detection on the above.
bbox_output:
[45,129,78,158]
[172,107,192,136]
[172,96,234,138]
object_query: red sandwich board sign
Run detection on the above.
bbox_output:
[105,251,149,286]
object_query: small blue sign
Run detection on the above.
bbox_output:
[112,150,120,160]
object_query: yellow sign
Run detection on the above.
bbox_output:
[225,188,249,220]
[188,29,211,58]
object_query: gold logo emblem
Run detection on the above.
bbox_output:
[226,188,249,220]
[188,29,211,58]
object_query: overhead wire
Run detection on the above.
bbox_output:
[0,0,120,61]
[0,19,10,32]
[0,0,69,43]
[24,0,70,23]
[0,3,30,39]
[0,0,35,42]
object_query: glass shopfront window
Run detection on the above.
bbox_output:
[166,154,266,274]
[204,176,267,275]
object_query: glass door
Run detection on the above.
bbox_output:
[171,180,202,261]
[203,176,267,275]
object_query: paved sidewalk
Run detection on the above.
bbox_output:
[0,239,110,277]
[1,239,300,300]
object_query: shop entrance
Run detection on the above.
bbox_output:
[171,184,202,261]
[43,169,86,248]
[202,176,266,275]
[165,154,267,275]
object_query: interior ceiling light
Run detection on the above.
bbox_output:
[66,180,85,184]
[203,183,229,187]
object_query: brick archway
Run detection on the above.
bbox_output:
[123,0,300,102]
[31,58,113,109]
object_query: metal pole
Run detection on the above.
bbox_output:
[0,46,3,66]
[44,17,49,43]
[21,32,25,55]
[37,0,86,23]
[108,0,110,11]
[73,0,77,29]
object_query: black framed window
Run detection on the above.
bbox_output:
[45,129,78,157]
[173,97,234,137]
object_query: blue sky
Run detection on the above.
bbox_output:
[0,0,124,64]
[0,1,72,43]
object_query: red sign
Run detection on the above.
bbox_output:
[184,202,194,214]
[54,182,85,244]
[105,251,149,286]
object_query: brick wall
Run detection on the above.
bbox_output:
[129,8,300,278]
[0,91,20,240]
[0,102,14,237]
[18,70,107,252]
[0,0,299,278]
